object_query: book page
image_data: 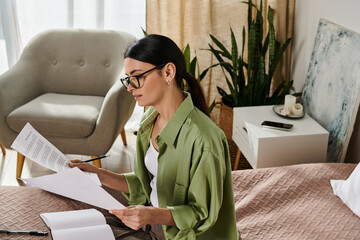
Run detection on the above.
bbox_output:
[40,209,106,231]
[52,225,115,240]
[22,167,125,210]
[11,122,100,185]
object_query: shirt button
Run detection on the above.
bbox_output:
[79,60,84,66]
[105,62,110,68]
[52,60,57,65]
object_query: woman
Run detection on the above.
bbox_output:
[70,34,239,240]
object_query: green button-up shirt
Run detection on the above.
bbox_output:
[123,94,239,240]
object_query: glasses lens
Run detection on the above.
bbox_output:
[120,77,139,89]
[120,78,129,88]
[129,76,140,88]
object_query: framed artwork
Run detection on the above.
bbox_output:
[302,18,360,162]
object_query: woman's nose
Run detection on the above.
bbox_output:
[127,84,135,92]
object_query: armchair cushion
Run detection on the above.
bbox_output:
[7,93,104,138]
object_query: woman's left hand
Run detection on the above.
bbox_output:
[109,205,153,230]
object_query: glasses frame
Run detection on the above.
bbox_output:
[120,63,167,89]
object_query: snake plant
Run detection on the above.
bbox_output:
[204,0,296,108]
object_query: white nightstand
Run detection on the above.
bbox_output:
[232,105,329,169]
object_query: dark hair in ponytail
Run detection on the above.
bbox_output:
[125,34,209,117]
[183,72,209,116]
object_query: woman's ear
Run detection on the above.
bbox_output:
[164,63,176,83]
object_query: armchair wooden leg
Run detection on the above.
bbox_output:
[17,152,25,179]
[233,149,242,171]
[120,129,127,146]
[91,156,102,168]
[0,143,5,155]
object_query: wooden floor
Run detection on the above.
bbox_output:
[0,131,137,186]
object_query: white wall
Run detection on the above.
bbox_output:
[291,0,360,163]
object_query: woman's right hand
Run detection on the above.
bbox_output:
[69,160,129,193]
[68,159,100,174]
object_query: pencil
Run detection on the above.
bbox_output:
[82,155,110,163]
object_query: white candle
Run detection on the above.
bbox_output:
[284,95,296,110]
[292,103,303,116]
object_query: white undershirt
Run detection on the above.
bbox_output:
[144,140,159,207]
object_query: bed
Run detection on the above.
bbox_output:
[233,163,360,239]
[1,163,359,239]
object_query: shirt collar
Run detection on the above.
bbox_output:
[138,92,194,146]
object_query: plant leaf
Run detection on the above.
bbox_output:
[141,27,147,36]
[189,57,197,76]
[257,0,263,44]
[230,28,239,92]
[208,44,235,79]
[217,87,234,108]
[208,99,216,113]
[208,44,227,67]
[262,33,269,57]
[183,44,191,72]
[248,20,261,105]
[247,0,252,35]
[242,26,246,57]
[199,68,209,81]
[268,6,276,73]
[270,80,286,99]
[225,74,238,106]
[269,38,291,80]
[254,55,266,105]
[209,34,232,60]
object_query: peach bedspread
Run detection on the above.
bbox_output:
[233,163,360,239]
[1,163,359,239]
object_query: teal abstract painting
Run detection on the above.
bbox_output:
[302,19,360,163]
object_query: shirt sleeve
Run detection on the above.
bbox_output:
[166,150,226,237]
[122,172,148,205]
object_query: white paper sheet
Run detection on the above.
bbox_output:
[40,209,106,230]
[22,167,125,210]
[11,122,100,185]
[52,225,115,240]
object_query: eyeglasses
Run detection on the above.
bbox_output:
[120,63,166,89]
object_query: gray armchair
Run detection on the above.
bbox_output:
[0,29,136,178]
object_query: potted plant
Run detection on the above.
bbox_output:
[206,0,296,109]
[204,0,299,167]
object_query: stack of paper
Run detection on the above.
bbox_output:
[12,123,124,210]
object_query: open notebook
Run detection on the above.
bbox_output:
[40,209,115,240]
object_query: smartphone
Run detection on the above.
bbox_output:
[261,120,293,131]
